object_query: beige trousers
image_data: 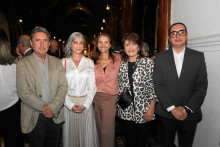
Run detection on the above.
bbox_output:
[93,92,118,147]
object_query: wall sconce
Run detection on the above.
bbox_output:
[53,36,56,39]
[101,27,104,31]
[102,19,106,23]
[59,39,62,42]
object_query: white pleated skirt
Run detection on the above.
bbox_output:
[62,97,99,147]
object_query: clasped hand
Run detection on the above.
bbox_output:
[171,107,187,121]
[42,106,54,118]
[72,104,86,113]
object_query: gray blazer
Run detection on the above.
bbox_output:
[16,54,68,133]
[153,47,208,121]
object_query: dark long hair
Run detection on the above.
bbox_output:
[120,33,143,62]
[92,33,115,64]
[0,29,15,65]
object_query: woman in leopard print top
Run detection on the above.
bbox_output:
[117,33,158,147]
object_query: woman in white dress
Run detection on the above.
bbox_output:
[62,32,99,147]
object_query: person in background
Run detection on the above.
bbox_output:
[142,42,150,57]
[17,35,33,57]
[150,49,158,61]
[117,33,157,147]
[15,46,23,63]
[48,39,59,57]
[16,26,68,147]
[0,29,24,147]
[92,33,121,147]
[60,42,65,58]
[153,22,208,147]
[62,32,99,147]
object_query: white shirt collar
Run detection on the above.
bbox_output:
[172,48,185,78]
[24,48,32,55]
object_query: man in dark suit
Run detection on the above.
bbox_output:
[17,35,33,57]
[153,22,208,147]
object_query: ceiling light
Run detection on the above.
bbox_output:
[106,5,110,10]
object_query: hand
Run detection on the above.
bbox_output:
[72,104,80,112]
[144,100,156,122]
[144,108,154,122]
[171,107,187,121]
[77,105,86,113]
[72,105,86,113]
[42,106,54,118]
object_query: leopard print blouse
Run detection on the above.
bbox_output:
[117,57,158,124]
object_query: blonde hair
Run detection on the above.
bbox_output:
[0,29,14,65]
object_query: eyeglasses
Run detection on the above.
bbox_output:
[169,30,187,38]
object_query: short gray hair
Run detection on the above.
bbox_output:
[17,35,31,47]
[64,32,84,58]
[142,42,149,53]
[30,26,51,41]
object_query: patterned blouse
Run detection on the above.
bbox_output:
[117,57,158,123]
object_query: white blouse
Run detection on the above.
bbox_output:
[0,64,19,111]
[62,56,96,110]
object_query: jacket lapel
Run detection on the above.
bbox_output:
[29,54,42,92]
[179,47,190,80]
[47,56,53,94]
[167,49,179,80]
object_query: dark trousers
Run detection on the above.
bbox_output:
[28,114,61,147]
[159,116,198,147]
[0,101,24,147]
[123,119,150,147]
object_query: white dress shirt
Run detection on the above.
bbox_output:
[173,48,185,78]
[0,64,19,111]
[62,56,96,110]
[166,48,185,112]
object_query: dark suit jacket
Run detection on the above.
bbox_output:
[153,47,208,121]
[47,50,59,58]
[23,48,33,57]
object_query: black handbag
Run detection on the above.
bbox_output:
[117,87,133,110]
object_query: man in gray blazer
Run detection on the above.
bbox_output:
[16,26,68,147]
[153,22,208,147]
